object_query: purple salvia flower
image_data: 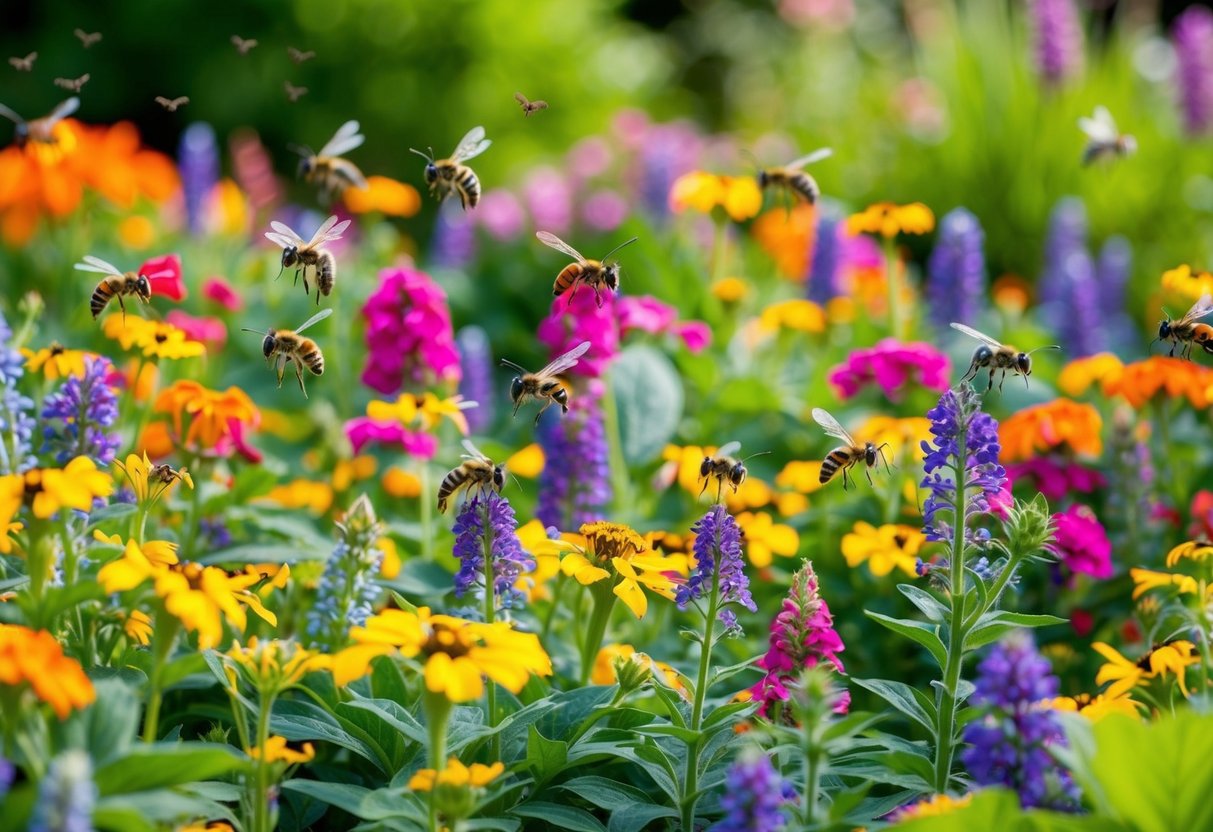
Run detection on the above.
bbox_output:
[1030,0,1083,87]
[178,122,219,235]
[29,750,96,832]
[1057,249,1103,357]
[452,490,533,612]
[710,749,795,832]
[961,631,1080,810]
[199,516,234,550]
[920,385,1007,544]
[307,495,384,650]
[927,207,986,329]
[0,755,12,802]
[536,385,610,529]
[677,504,755,632]
[1173,7,1213,136]
[41,356,121,466]
[455,326,494,434]
[0,313,34,475]
[806,209,843,305]
[1096,235,1136,353]
[1038,197,1087,316]
[431,201,477,269]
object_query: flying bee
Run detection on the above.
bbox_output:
[1154,294,1213,359]
[75,255,164,320]
[284,82,308,103]
[54,74,89,93]
[1079,105,1136,167]
[288,47,315,64]
[0,96,79,147]
[154,95,189,112]
[241,308,332,398]
[9,52,36,71]
[501,340,591,425]
[514,92,548,117]
[813,408,891,490]
[437,439,506,514]
[410,125,491,211]
[756,147,833,204]
[263,214,350,303]
[74,29,102,48]
[231,35,258,54]
[950,323,1060,392]
[536,231,638,307]
[698,441,770,501]
[293,120,364,198]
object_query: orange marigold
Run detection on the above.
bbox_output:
[999,399,1102,462]
[153,380,260,459]
[751,203,815,278]
[1103,357,1213,410]
[1057,353,1124,397]
[0,624,95,718]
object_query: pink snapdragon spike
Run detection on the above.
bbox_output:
[537,289,619,378]
[140,253,186,300]
[202,276,243,311]
[360,266,461,395]
[344,417,438,459]
[1005,457,1106,502]
[1050,504,1113,579]
[166,310,227,347]
[828,338,951,401]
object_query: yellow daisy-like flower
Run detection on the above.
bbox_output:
[408,757,504,792]
[23,456,114,519]
[847,202,935,239]
[114,452,193,507]
[102,315,206,359]
[723,477,773,512]
[515,520,561,602]
[124,610,153,646]
[332,455,377,492]
[0,474,24,554]
[1129,567,1198,599]
[661,444,715,496]
[329,608,551,701]
[668,171,762,222]
[1057,353,1124,397]
[248,735,315,765]
[1049,692,1142,722]
[224,637,329,696]
[735,511,798,568]
[365,392,475,436]
[853,416,932,463]
[378,537,402,579]
[841,521,926,577]
[890,792,972,824]
[21,343,89,379]
[712,276,749,303]
[506,443,545,478]
[1166,540,1213,567]
[1160,263,1213,303]
[775,460,825,495]
[1093,640,1200,699]
[260,479,334,515]
[758,299,826,334]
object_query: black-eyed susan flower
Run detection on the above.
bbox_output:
[505,443,544,479]
[114,452,193,509]
[515,519,561,603]
[0,624,96,718]
[223,638,328,699]
[1050,691,1142,722]
[365,392,476,436]
[0,475,24,554]
[102,315,206,360]
[23,456,113,519]
[1129,568,1199,599]
[841,521,926,578]
[124,610,153,646]
[21,343,89,380]
[1093,640,1200,698]
[1166,539,1213,567]
[775,460,825,496]
[853,416,932,463]
[887,792,972,822]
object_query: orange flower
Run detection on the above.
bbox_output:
[381,466,422,499]
[260,479,333,514]
[846,202,934,238]
[332,456,377,491]
[0,624,95,718]
[1058,353,1124,397]
[343,175,421,217]
[1103,357,1213,410]
[153,380,260,459]
[751,203,816,277]
[669,171,762,221]
[999,399,1103,462]
[991,274,1032,314]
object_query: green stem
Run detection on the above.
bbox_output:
[540,573,567,642]
[932,459,968,794]
[142,610,181,743]
[58,519,95,667]
[423,691,453,832]
[481,500,500,761]
[884,237,903,340]
[419,461,434,561]
[579,583,617,686]
[179,456,203,562]
[803,741,822,829]
[681,570,722,830]
[251,691,273,832]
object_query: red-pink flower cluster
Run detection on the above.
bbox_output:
[344,418,438,459]
[618,296,711,353]
[827,338,951,401]
[141,253,187,301]
[1005,457,1105,502]
[203,276,243,311]
[360,266,461,394]
[1049,504,1113,579]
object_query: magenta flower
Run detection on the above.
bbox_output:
[523,167,573,236]
[344,417,438,458]
[581,190,629,232]
[477,191,526,242]
[617,296,713,354]
[166,310,227,347]
[566,136,613,181]
[360,266,461,395]
[537,289,619,378]
[202,276,243,311]
[828,339,951,401]
[1005,457,1106,502]
[1049,504,1112,579]
[140,253,187,301]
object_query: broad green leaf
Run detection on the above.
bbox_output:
[271,700,385,771]
[336,700,411,773]
[865,611,947,668]
[606,804,679,832]
[611,345,685,464]
[344,696,428,746]
[511,802,606,832]
[897,583,948,622]
[281,780,425,822]
[851,678,936,734]
[966,611,1067,650]
[552,776,651,811]
[53,678,139,766]
[93,743,245,795]
[525,724,569,783]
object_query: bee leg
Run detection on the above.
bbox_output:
[295,360,308,398]
[275,356,286,388]
[878,445,894,475]
[841,466,852,491]
[987,367,995,392]
[865,466,874,486]
[960,361,978,383]
[1023,372,1030,390]
[117,294,127,324]
[533,398,555,426]
[594,287,604,309]
[997,370,1007,394]
[698,477,710,499]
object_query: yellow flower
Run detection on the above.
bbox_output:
[114,452,193,507]
[25,457,114,519]
[724,478,773,512]
[378,537,402,579]
[343,175,421,217]
[208,179,248,236]
[775,460,825,495]
[330,608,552,701]
[890,793,972,823]
[735,511,798,568]
[1093,640,1199,698]
[408,757,504,792]
[102,315,206,360]
[758,299,826,334]
[118,215,156,249]
[332,456,377,492]
[506,443,544,478]
[668,171,762,222]
[1129,567,1198,599]
[21,343,89,379]
[592,643,685,692]
[662,444,715,496]
[1058,353,1124,397]
[841,521,925,577]
[381,466,422,499]
[1161,263,1213,303]
[0,475,24,554]
[773,491,809,517]
[854,416,932,463]
[0,624,96,718]
[248,735,315,765]
[516,520,560,602]
[1050,692,1142,722]
[260,479,334,514]
[1166,540,1213,567]
[712,276,749,303]
[366,392,475,435]
[225,637,329,696]
[124,610,153,645]
[847,202,935,238]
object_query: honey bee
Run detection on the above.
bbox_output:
[410,126,491,211]
[1154,294,1213,359]
[9,53,36,72]
[75,255,165,320]
[284,82,309,103]
[294,120,366,198]
[951,323,1060,392]
[698,441,770,501]
[536,231,638,307]
[149,463,190,488]
[74,28,102,48]
[155,96,189,112]
[501,341,591,425]
[756,147,833,204]
[514,92,548,117]
[813,408,891,490]
[231,35,258,54]
[288,47,315,64]
[437,439,506,513]
[241,308,332,398]
[54,74,90,93]
[0,97,79,147]
[263,214,350,303]
[1079,105,1137,167]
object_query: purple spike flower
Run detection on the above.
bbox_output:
[927,208,986,329]
[962,631,1080,809]
[1096,235,1136,353]
[452,490,533,612]
[1029,0,1083,87]
[29,750,96,832]
[1173,7,1213,136]
[710,749,796,832]
[1039,198,1103,354]
[431,201,477,269]
[0,312,34,475]
[455,326,494,435]
[536,384,610,529]
[806,210,843,305]
[676,504,756,632]
[41,355,121,466]
[307,495,384,649]
[178,122,219,235]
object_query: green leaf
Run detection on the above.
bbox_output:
[636,723,701,744]
[897,583,948,622]
[53,678,139,766]
[93,743,245,795]
[610,345,685,464]
[384,558,457,599]
[966,611,1067,651]
[271,700,385,771]
[343,696,428,746]
[552,776,651,811]
[511,802,606,832]
[526,724,569,783]
[850,678,936,734]
[865,611,947,668]
[607,804,678,832]
[280,780,425,822]
[336,700,410,773]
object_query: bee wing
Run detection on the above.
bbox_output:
[536,340,591,378]
[811,408,855,445]
[530,100,549,110]
[266,220,305,247]
[536,231,586,263]
[949,322,1003,348]
[75,255,123,277]
[0,103,24,125]
[45,96,80,127]
[514,92,529,106]
[305,215,350,247]
[1078,107,1117,142]
[450,125,491,162]
[294,307,333,334]
[318,120,364,158]
[460,438,490,461]
[716,441,742,458]
[1178,293,1213,326]
[784,147,833,171]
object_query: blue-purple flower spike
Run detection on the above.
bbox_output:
[307,495,385,649]
[806,209,843,305]
[452,489,534,612]
[0,312,34,475]
[710,749,795,832]
[1173,6,1213,137]
[1029,0,1083,87]
[178,122,219,235]
[536,388,610,529]
[677,504,755,632]
[41,355,121,466]
[927,207,986,330]
[29,750,97,832]
[455,326,495,434]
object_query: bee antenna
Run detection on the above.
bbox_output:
[409,147,433,162]
[507,471,524,495]
[499,358,527,374]
[1026,345,1062,356]
[600,236,639,263]
[287,143,311,157]
[240,327,269,336]
[740,450,772,462]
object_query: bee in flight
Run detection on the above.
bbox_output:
[514,92,548,117]
[74,28,102,48]
[155,96,189,112]
[951,323,1060,392]
[501,341,591,425]
[813,408,891,490]
[231,35,258,54]
[284,82,309,103]
[54,74,90,93]
[1079,105,1136,167]
[294,120,365,198]
[437,439,506,514]
[698,441,770,501]
[288,47,315,64]
[241,308,332,398]
[410,126,491,211]
[1154,294,1213,359]
[0,97,79,147]
[264,214,350,303]
[756,147,833,204]
[9,52,36,72]
[536,231,638,307]
[76,255,175,320]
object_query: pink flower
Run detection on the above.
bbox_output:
[360,266,460,395]
[1005,457,1106,502]
[225,417,262,464]
[1190,491,1213,540]
[140,253,186,301]
[523,167,573,236]
[344,417,438,458]
[1050,504,1112,579]
[616,295,713,354]
[476,191,526,242]
[674,321,711,354]
[537,289,619,378]
[166,310,227,347]
[566,137,613,180]
[827,339,951,401]
[581,189,629,232]
[202,276,243,311]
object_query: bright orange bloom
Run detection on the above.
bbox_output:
[847,202,934,238]
[154,381,260,459]
[260,479,333,514]
[669,171,762,221]
[751,203,816,277]
[381,466,422,499]
[0,625,95,718]
[343,176,421,217]
[1058,353,1124,397]
[332,456,377,492]
[1103,357,1212,410]
[999,399,1102,462]
[991,274,1032,314]
[712,276,749,303]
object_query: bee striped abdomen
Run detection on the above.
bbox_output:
[819,448,854,483]
[299,341,324,375]
[316,251,335,297]
[90,281,116,318]
[454,166,480,209]
[787,172,820,203]
[552,263,585,296]
[436,469,469,513]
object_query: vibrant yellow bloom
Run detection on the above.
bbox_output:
[1058,353,1124,397]
[735,511,798,568]
[332,456,377,492]
[378,537,402,579]
[21,343,89,379]
[343,175,421,217]
[890,792,972,823]
[260,479,334,515]
[1104,357,1213,410]
[592,643,685,693]
[662,444,716,496]
[0,475,24,554]
[208,179,248,236]
[773,491,809,517]
[408,757,504,791]
[381,466,422,499]
[758,299,826,334]
[125,610,153,646]
[847,202,934,238]
[1050,692,1142,722]
[775,460,825,495]
[1093,640,1199,698]
[841,521,925,577]
[506,443,545,478]
[330,608,551,701]
[516,520,561,602]
[114,452,193,506]
[724,477,773,512]
[1129,568,1198,599]
[999,399,1103,462]
[752,203,816,277]
[24,457,114,519]
[0,624,95,718]
[1166,540,1213,567]
[248,735,315,765]
[1160,263,1213,303]
[118,214,156,249]
[712,276,749,303]
[854,416,932,463]
[225,638,328,695]
[103,315,206,359]
[668,171,762,222]
[366,392,475,435]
